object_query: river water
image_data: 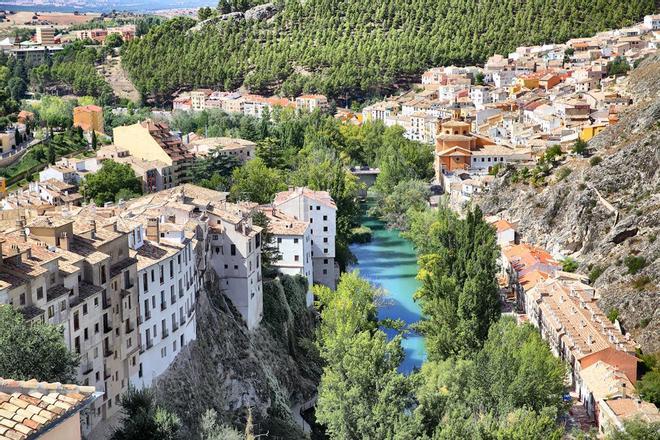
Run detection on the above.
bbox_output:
[349,206,426,373]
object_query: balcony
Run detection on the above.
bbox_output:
[104,347,113,358]
[160,302,166,311]
[180,317,185,327]
[102,296,111,310]
[103,367,111,379]
[162,329,169,338]
[125,320,135,334]
[172,322,179,332]
[146,339,153,350]
[103,322,113,334]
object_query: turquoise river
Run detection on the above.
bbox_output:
[349,205,426,373]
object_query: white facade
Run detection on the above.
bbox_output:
[207,211,263,329]
[274,228,314,306]
[274,188,337,289]
[130,229,197,389]
[644,14,660,30]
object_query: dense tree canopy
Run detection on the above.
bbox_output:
[0,305,79,383]
[81,160,143,205]
[122,0,654,102]
[404,205,501,359]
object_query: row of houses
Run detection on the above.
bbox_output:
[494,221,660,436]
[0,181,338,437]
[173,90,330,117]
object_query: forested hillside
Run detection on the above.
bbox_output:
[121,0,654,102]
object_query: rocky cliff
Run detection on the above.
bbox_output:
[152,273,321,439]
[478,55,660,353]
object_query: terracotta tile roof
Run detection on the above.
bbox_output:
[258,207,309,236]
[580,360,633,401]
[503,243,559,274]
[602,398,660,424]
[0,378,99,439]
[493,219,515,233]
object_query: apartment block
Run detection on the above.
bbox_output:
[0,214,140,436]
[259,206,314,306]
[113,120,194,189]
[273,187,337,289]
[35,26,56,45]
[73,105,104,133]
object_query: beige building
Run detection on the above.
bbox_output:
[0,378,101,440]
[113,120,194,189]
[295,94,329,112]
[0,214,140,436]
[36,26,56,45]
[187,136,256,163]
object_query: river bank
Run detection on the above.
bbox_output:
[349,203,425,373]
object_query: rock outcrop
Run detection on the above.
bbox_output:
[478,55,660,353]
[190,3,280,32]
[152,273,320,438]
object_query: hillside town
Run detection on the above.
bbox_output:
[0,9,658,440]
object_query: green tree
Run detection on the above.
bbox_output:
[111,388,181,440]
[91,129,98,150]
[200,409,243,440]
[369,179,430,229]
[315,273,417,439]
[229,157,286,204]
[607,418,660,440]
[406,206,500,359]
[105,33,124,48]
[0,305,78,383]
[81,160,143,205]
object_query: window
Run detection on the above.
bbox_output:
[143,273,148,292]
[309,206,313,211]
[323,215,327,221]
[151,270,155,282]
[294,255,299,262]
[230,244,236,256]
[294,238,299,244]
[323,259,328,264]
[36,287,43,300]
[323,226,328,232]
[323,269,328,275]
[95,323,99,333]
[324,248,328,254]
[84,328,89,340]
[233,265,238,270]
[159,266,164,284]
[19,293,25,305]
[73,311,80,331]
[323,237,328,243]
[316,206,320,210]
[277,238,282,243]
[100,265,106,284]
[83,304,88,315]
[169,261,174,278]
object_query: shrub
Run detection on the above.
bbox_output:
[607,308,619,323]
[350,226,372,244]
[561,257,579,273]
[572,138,588,155]
[640,318,650,329]
[649,234,657,243]
[589,265,605,283]
[633,275,652,291]
[624,256,646,275]
[589,156,602,166]
[556,167,572,181]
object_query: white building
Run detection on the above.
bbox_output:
[469,86,492,110]
[129,218,197,389]
[207,204,263,329]
[262,207,314,306]
[274,188,337,289]
[643,14,660,31]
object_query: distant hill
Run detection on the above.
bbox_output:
[121,0,655,102]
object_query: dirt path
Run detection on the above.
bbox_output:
[98,55,141,103]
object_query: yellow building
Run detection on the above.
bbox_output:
[73,105,104,133]
[579,123,608,141]
[113,120,194,189]
[516,76,540,89]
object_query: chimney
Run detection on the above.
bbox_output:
[20,228,28,243]
[620,382,626,398]
[60,232,70,251]
[89,219,96,239]
[146,217,160,243]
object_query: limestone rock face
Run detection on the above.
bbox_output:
[151,273,319,438]
[478,55,660,353]
[244,3,280,21]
